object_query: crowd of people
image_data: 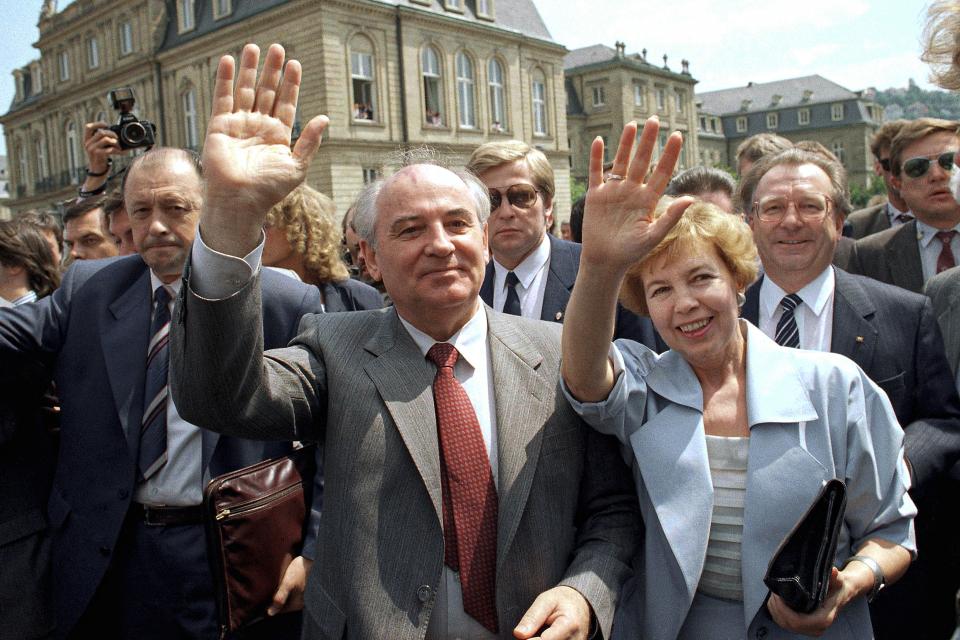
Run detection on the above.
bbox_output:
[2,2,960,640]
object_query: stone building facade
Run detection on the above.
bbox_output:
[696,75,883,186]
[564,42,699,183]
[2,0,572,219]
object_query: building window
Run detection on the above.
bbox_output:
[477,0,493,18]
[798,108,810,125]
[58,51,70,81]
[832,142,845,164]
[178,0,195,32]
[422,46,444,126]
[119,20,133,55]
[711,118,719,133]
[444,0,463,10]
[591,85,606,108]
[675,90,685,114]
[831,103,844,121]
[601,136,611,163]
[66,121,81,183]
[699,116,707,131]
[350,42,376,122]
[488,58,505,132]
[657,130,668,155]
[656,87,666,111]
[736,116,747,133]
[183,88,198,149]
[87,37,100,69]
[362,167,381,184]
[455,52,476,128]
[532,70,548,136]
[766,112,778,129]
[213,0,232,19]
[35,137,48,180]
[633,83,644,107]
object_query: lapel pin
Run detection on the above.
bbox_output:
[555,311,563,321]
[855,336,864,343]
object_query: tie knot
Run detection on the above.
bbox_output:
[896,213,913,224]
[505,271,520,287]
[154,285,171,307]
[780,293,802,312]
[936,230,957,245]
[427,342,459,369]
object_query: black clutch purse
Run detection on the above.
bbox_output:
[763,478,847,613]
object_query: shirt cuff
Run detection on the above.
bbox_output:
[190,229,265,300]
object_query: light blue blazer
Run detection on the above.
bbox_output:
[565,321,916,640]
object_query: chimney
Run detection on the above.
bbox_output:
[615,41,625,58]
[662,54,669,70]
[681,59,690,75]
[642,48,648,61]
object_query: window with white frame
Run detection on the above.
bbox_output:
[488,58,505,131]
[832,142,845,164]
[532,70,548,136]
[178,0,195,32]
[66,121,80,183]
[699,116,707,131]
[87,37,100,69]
[119,20,133,55]
[798,108,810,125]
[422,46,443,126]
[350,42,376,121]
[58,51,70,81]
[633,83,644,107]
[591,85,606,107]
[736,116,747,133]
[455,52,476,128]
[656,87,665,111]
[362,167,381,184]
[35,137,48,180]
[183,88,198,149]
[213,0,232,19]
[444,0,463,10]
[675,90,685,114]
[766,112,778,129]
[831,103,844,121]
[477,0,493,18]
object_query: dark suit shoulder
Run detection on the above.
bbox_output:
[926,266,960,301]
[328,278,384,311]
[852,221,906,252]
[259,269,324,346]
[548,235,583,265]
[846,203,889,239]
[837,269,928,311]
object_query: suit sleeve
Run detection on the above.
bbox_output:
[900,297,960,490]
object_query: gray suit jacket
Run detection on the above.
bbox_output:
[846,203,891,239]
[170,274,639,639]
[847,220,925,293]
[927,266,960,389]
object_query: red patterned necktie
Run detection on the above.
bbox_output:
[936,230,957,274]
[427,342,498,633]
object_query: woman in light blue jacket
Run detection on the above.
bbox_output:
[560,119,915,639]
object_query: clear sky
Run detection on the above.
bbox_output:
[0,0,941,156]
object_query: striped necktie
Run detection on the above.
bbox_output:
[138,285,172,481]
[775,294,802,349]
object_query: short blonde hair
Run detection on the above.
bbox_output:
[265,184,350,285]
[466,140,555,202]
[619,200,759,316]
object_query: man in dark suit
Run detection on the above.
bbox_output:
[170,43,639,640]
[468,140,661,349]
[928,265,960,393]
[738,145,960,639]
[0,148,324,639]
[845,120,913,239]
[848,118,960,293]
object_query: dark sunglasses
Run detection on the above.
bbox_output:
[901,151,955,179]
[489,183,540,212]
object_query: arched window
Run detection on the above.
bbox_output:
[66,121,81,183]
[182,86,198,149]
[349,36,377,122]
[487,58,505,132]
[422,46,443,126]
[531,69,548,136]
[455,52,476,128]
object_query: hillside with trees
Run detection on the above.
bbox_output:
[869,79,960,120]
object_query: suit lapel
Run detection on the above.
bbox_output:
[479,261,495,308]
[830,271,878,370]
[103,268,152,456]
[486,309,550,571]
[742,278,761,325]
[885,222,924,293]
[540,236,576,322]
[363,310,443,521]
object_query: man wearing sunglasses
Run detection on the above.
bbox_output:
[850,118,960,294]
[846,120,913,239]
[469,141,661,349]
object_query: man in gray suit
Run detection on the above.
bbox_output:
[846,120,913,239]
[927,266,960,394]
[170,43,638,640]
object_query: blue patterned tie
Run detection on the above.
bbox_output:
[502,271,521,316]
[775,294,802,349]
[138,285,171,481]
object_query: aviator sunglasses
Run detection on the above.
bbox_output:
[901,151,956,179]
[488,183,540,212]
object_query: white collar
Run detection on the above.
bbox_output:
[149,271,182,300]
[915,218,960,248]
[492,233,551,289]
[398,302,488,372]
[759,266,834,320]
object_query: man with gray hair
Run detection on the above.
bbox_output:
[170,43,638,640]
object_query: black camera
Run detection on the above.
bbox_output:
[107,88,156,150]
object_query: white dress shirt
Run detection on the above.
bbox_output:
[491,234,550,319]
[916,219,960,284]
[886,201,913,227]
[758,266,835,353]
[134,273,204,506]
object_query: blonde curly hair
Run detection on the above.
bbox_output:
[923,0,960,91]
[265,184,350,285]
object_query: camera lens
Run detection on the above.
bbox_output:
[123,122,147,146]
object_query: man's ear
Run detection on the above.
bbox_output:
[542,195,554,229]
[359,239,383,282]
[891,173,903,194]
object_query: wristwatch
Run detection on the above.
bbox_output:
[842,555,885,602]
